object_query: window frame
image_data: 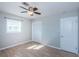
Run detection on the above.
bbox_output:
[6,18,21,33]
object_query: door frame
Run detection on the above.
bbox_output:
[60,16,78,54]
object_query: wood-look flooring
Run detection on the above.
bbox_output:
[0,41,78,57]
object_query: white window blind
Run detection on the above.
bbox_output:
[6,18,21,33]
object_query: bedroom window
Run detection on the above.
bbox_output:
[6,18,21,33]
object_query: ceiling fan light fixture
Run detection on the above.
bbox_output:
[28,11,33,16]
[20,2,41,16]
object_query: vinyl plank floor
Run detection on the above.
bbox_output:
[0,41,78,57]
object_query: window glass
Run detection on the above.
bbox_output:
[6,19,21,33]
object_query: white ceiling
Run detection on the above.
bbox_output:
[0,2,79,18]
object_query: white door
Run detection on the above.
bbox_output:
[32,21,42,42]
[60,17,78,53]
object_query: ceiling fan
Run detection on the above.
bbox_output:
[19,2,41,16]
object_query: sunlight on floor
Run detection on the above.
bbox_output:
[26,45,44,50]
[33,45,44,49]
[27,45,37,49]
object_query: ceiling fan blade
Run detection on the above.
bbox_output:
[19,6,28,10]
[34,12,41,15]
[21,11,27,13]
[33,7,38,11]
[22,2,29,6]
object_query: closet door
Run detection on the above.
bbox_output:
[32,21,42,42]
[60,17,78,53]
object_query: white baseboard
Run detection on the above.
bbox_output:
[32,40,61,50]
[0,40,31,51]
[38,41,61,50]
